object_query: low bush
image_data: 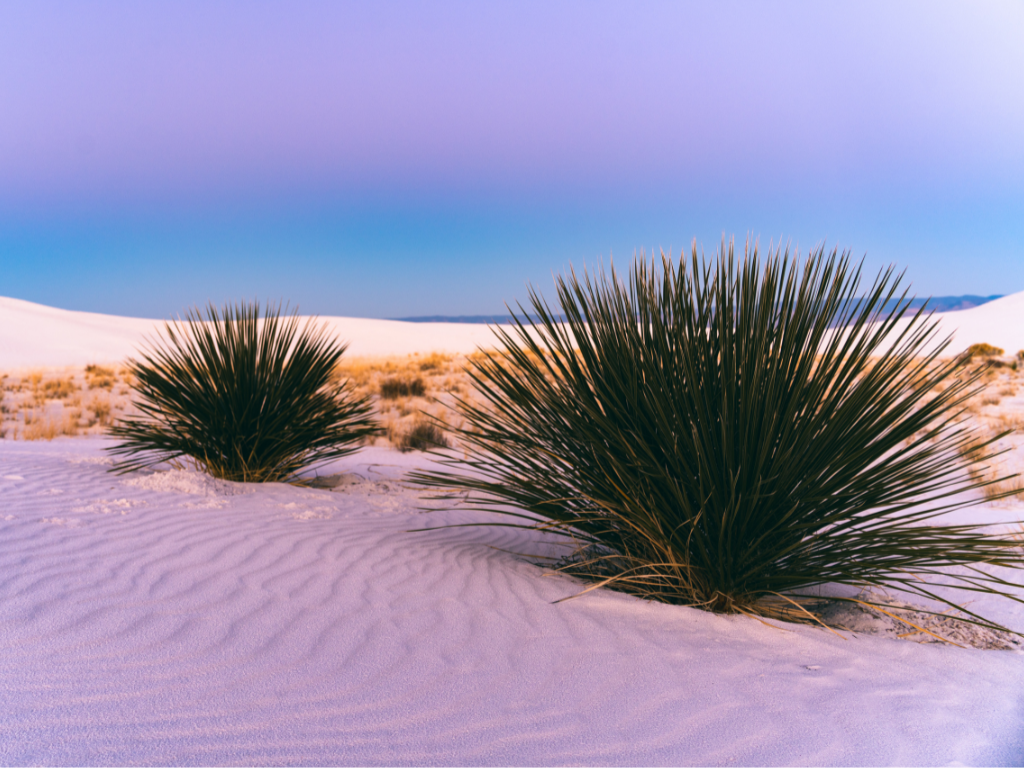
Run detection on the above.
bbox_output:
[412,240,1024,632]
[85,364,116,390]
[380,376,426,399]
[964,343,1004,361]
[395,420,450,452]
[418,352,452,371]
[41,378,76,399]
[107,301,380,482]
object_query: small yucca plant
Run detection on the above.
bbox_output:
[108,301,380,483]
[413,240,1024,631]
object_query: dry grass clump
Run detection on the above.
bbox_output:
[22,409,80,440]
[964,343,1005,361]
[413,240,1024,633]
[85,364,116,390]
[85,394,113,427]
[380,376,427,399]
[418,352,452,371]
[391,419,451,452]
[41,377,76,400]
[994,412,1024,433]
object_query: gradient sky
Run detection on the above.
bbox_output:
[1,0,1022,319]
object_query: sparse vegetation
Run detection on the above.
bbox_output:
[1,352,480,449]
[107,301,381,482]
[413,240,1024,632]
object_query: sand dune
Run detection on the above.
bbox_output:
[3,292,1024,369]
[0,297,506,369]
[913,291,1024,358]
[1,439,1023,765]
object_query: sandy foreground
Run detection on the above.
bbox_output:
[2,296,1024,765]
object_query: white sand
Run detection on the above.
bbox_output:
[922,291,1024,357]
[5,292,1024,370]
[2,294,1024,765]
[0,297,506,368]
[0,440,1022,765]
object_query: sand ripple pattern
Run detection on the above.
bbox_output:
[1,439,1023,766]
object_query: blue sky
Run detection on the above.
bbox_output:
[1,0,1022,319]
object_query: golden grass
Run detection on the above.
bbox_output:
[992,412,1024,433]
[85,364,116,390]
[983,477,1024,502]
[21,409,80,440]
[86,394,113,427]
[418,352,452,371]
[0,367,123,438]
[965,343,1005,359]
[42,378,76,399]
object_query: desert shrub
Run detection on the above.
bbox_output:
[418,352,452,371]
[85,364,116,390]
[394,420,450,452]
[42,378,76,399]
[380,376,426,399]
[107,301,381,482]
[412,240,1024,631]
[87,395,112,427]
[964,343,1004,361]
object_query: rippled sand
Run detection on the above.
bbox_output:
[2,438,1023,765]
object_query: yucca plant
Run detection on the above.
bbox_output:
[412,240,1024,632]
[108,301,380,483]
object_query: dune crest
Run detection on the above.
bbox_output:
[0,296,506,368]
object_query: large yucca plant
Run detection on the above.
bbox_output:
[413,240,1024,631]
[108,301,380,482]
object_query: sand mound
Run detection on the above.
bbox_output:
[818,592,1023,651]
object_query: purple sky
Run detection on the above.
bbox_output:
[1,1,1022,318]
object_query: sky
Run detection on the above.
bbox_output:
[1,0,1022,319]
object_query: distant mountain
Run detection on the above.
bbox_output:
[393,314,540,325]
[394,295,1003,324]
[900,295,1003,313]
